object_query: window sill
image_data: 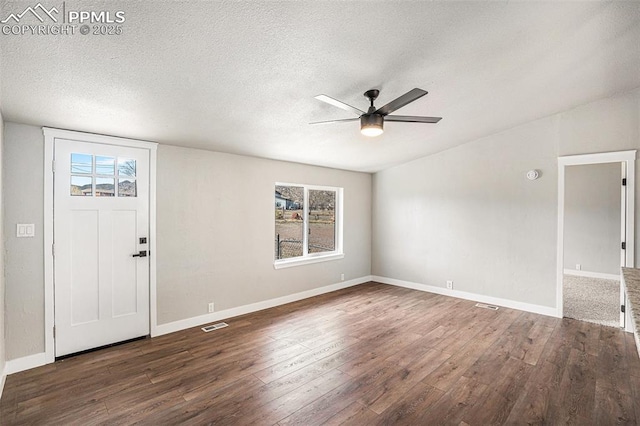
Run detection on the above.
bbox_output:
[274,253,344,269]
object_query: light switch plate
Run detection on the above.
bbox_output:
[17,224,35,238]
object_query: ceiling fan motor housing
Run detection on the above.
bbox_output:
[361,113,384,129]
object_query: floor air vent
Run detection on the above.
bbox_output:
[202,322,229,332]
[475,303,499,310]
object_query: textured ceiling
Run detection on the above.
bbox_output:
[1,1,639,172]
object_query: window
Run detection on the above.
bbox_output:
[274,183,343,268]
[70,153,137,197]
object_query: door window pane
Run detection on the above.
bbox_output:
[95,178,115,197]
[69,154,139,198]
[118,179,137,197]
[71,153,92,174]
[275,185,304,259]
[118,158,136,177]
[308,190,336,254]
[71,176,92,196]
[95,156,115,175]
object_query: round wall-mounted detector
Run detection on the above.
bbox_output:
[526,170,540,180]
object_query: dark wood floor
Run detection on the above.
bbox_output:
[1,282,639,425]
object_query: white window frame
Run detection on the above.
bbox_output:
[274,183,344,269]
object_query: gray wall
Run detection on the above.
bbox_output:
[372,89,640,309]
[3,123,44,360]
[156,145,371,324]
[1,125,371,359]
[564,163,621,275]
[372,118,558,307]
[557,91,640,157]
[0,112,6,375]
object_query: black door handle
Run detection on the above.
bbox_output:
[132,250,148,258]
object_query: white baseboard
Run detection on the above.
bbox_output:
[153,276,372,337]
[3,278,372,375]
[563,269,620,281]
[371,275,558,318]
[5,352,48,375]
[5,274,560,376]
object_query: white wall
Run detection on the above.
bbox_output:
[156,145,371,324]
[1,125,371,360]
[373,89,640,310]
[564,163,621,275]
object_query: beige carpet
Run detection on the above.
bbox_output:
[563,274,620,328]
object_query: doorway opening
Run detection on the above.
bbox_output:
[557,150,635,330]
[44,128,158,363]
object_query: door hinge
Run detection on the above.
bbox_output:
[52,243,55,257]
[622,178,627,186]
[53,325,56,338]
[52,160,55,173]
[621,305,626,313]
[622,242,627,250]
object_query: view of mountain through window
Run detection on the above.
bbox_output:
[70,153,137,197]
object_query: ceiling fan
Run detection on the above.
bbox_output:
[311,88,442,137]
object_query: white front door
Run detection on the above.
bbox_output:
[54,138,150,356]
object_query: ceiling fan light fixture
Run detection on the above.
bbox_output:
[360,114,384,137]
[312,88,441,135]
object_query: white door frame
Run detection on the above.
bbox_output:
[43,128,158,363]
[556,150,635,331]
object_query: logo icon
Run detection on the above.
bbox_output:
[1,3,59,24]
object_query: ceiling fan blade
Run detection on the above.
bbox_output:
[375,88,428,116]
[385,115,442,123]
[309,118,360,125]
[314,95,365,116]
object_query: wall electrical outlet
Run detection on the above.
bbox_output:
[208,302,215,313]
[446,280,453,290]
[576,264,581,271]
[340,273,345,281]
